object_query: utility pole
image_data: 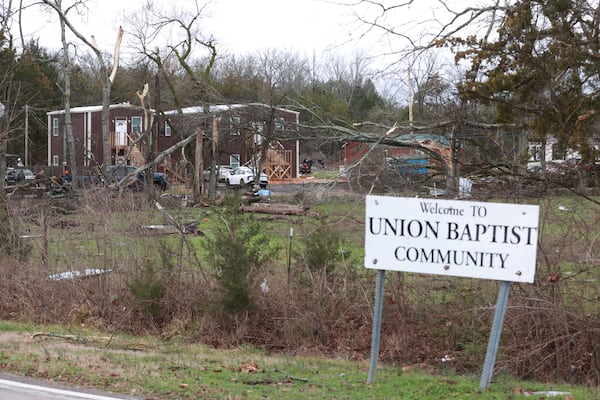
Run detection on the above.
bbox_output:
[408,67,414,139]
[24,105,28,166]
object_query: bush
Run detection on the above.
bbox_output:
[302,221,342,280]
[202,204,279,318]
[126,253,170,321]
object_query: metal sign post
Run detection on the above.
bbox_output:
[479,280,512,389]
[367,269,386,384]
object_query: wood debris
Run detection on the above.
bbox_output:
[239,202,319,218]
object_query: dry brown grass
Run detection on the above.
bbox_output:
[1,185,599,387]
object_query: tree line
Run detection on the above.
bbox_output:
[0,0,598,194]
[1,1,598,165]
[0,31,394,168]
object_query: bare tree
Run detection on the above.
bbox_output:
[409,51,454,122]
[41,0,123,176]
[0,31,28,257]
[42,0,79,187]
[128,0,217,201]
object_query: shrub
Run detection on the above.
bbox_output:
[202,204,279,318]
[126,245,173,320]
[303,221,342,279]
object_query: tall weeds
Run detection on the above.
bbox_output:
[0,186,598,386]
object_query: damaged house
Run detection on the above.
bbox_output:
[47,102,300,182]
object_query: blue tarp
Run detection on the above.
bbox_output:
[256,189,273,196]
[389,158,429,175]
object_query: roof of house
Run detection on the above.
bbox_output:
[47,102,299,117]
[164,102,299,116]
[47,102,144,116]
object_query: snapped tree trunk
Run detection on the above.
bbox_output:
[101,76,111,171]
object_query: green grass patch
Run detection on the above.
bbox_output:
[312,170,341,180]
[0,321,596,399]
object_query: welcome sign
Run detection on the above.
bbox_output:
[364,195,540,283]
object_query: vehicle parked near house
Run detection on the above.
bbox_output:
[4,168,35,185]
[20,169,35,182]
[107,165,169,191]
[202,165,232,182]
[152,172,169,191]
[4,168,16,185]
[226,166,268,188]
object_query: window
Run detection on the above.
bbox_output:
[230,154,240,168]
[52,155,59,166]
[229,116,240,135]
[164,121,172,136]
[274,117,284,131]
[251,121,263,133]
[115,118,127,146]
[529,144,542,161]
[252,122,263,145]
[132,116,142,134]
[52,118,59,136]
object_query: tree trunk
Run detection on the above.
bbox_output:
[194,126,203,202]
[0,136,22,258]
[100,26,124,173]
[60,9,78,188]
[208,116,220,202]
[101,72,111,172]
[240,202,315,216]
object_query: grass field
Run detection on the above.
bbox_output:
[2,190,600,397]
[0,321,596,399]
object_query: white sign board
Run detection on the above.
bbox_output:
[364,195,539,283]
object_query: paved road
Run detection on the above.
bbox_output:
[0,375,138,400]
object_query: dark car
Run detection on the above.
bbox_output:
[107,165,169,191]
[4,168,35,185]
[4,168,17,185]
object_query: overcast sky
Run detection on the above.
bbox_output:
[20,0,366,58]
[204,0,359,55]
[18,0,486,63]
[16,0,480,103]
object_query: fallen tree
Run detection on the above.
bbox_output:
[239,202,319,218]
